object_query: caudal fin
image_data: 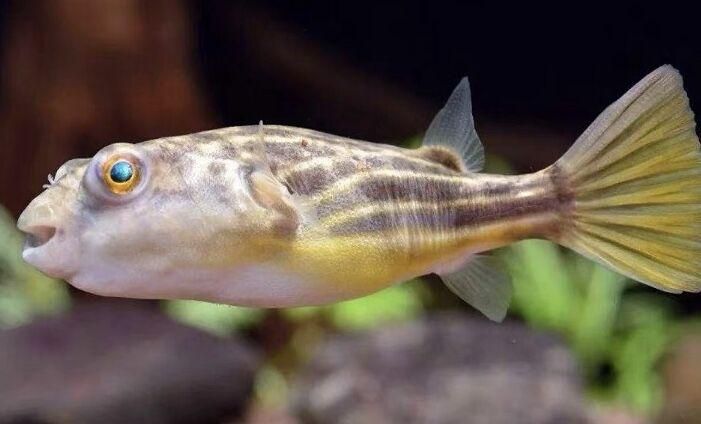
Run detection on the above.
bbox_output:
[553,65,701,293]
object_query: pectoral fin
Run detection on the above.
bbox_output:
[249,170,301,234]
[438,255,512,322]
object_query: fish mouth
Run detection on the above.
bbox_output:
[18,222,70,279]
[20,224,58,271]
[22,225,57,249]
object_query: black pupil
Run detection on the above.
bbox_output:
[110,161,133,183]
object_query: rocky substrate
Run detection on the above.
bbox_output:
[0,299,258,424]
[292,313,591,424]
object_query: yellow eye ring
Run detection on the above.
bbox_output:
[102,157,140,194]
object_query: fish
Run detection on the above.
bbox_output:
[17,65,701,321]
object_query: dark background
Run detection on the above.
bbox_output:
[195,1,701,132]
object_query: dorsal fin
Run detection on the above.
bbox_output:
[423,77,484,172]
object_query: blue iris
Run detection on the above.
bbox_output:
[110,161,133,183]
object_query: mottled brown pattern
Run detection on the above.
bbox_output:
[150,187,193,202]
[207,161,225,176]
[142,125,561,240]
[285,165,338,195]
[160,125,462,195]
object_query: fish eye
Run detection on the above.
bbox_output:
[110,160,133,183]
[102,158,140,194]
[83,143,150,202]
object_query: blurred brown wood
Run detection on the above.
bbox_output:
[0,0,215,216]
[659,332,701,424]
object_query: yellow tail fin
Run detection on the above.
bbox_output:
[553,65,701,293]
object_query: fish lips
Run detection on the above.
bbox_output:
[18,217,78,280]
[21,232,76,280]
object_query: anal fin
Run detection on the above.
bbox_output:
[438,255,512,322]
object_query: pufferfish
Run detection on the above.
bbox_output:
[17,65,701,321]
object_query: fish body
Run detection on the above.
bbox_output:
[18,65,701,320]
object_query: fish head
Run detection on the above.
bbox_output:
[17,139,285,299]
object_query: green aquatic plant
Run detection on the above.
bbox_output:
[164,299,264,336]
[504,239,628,367]
[165,279,425,336]
[610,293,678,412]
[286,279,426,330]
[503,238,683,415]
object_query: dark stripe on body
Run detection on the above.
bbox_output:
[311,173,520,218]
[325,172,560,236]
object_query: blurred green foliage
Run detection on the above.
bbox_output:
[164,279,426,336]
[611,293,678,412]
[164,300,264,336]
[285,278,427,330]
[503,239,682,414]
[504,240,627,365]
[0,206,70,329]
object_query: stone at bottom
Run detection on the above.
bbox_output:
[292,312,591,424]
[0,299,259,424]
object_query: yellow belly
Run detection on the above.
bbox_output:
[285,212,557,302]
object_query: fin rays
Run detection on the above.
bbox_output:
[439,255,512,322]
[423,77,485,172]
[555,65,701,293]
